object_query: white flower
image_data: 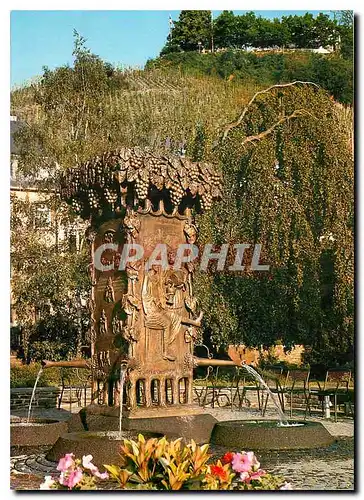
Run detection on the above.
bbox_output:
[280,481,293,490]
[40,475,56,490]
[58,472,66,486]
[82,454,108,479]
[82,454,98,473]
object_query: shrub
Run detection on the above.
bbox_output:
[21,314,80,363]
[10,363,84,388]
[11,363,59,388]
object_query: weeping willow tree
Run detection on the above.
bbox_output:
[195,82,354,367]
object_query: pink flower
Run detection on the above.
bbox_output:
[58,468,83,489]
[57,453,75,472]
[232,452,260,473]
[250,469,266,481]
[280,482,293,490]
[67,468,83,489]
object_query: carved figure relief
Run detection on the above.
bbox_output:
[140,263,202,362]
[104,277,115,303]
[103,230,115,244]
[184,325,197,344]
[111,312,123,337]
[142,267,177,361]
[126,260,141,288]
[183,220,198,244]
[99,309,108,337]
[124,210,141,240]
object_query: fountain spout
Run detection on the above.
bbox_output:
[41,359,90,369]
[193,357,236,367]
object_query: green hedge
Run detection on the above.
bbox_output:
[10,363,88,388]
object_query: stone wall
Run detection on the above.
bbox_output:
[272,345,305,365]
[228,344,305,366]
[11,387,60,411]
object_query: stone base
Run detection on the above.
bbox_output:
[69,404,217,444]
[210,420,335,450]
[46,430,162,470]
[11,418,68,448]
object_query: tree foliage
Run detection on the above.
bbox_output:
[336,10,354,59]
[161,11,345,54]
[147,50,353,105]
[11,193,90,361]
[194,83,353,367]
[161,10,213,55]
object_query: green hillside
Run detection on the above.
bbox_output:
[146,51,353,105]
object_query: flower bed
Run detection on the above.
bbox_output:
[41,434,292,491]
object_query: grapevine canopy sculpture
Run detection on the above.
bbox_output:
[56,147,227,415]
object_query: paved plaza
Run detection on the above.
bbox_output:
[11,405,354,491]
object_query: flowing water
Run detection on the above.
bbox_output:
[119,365,127,437]
[242,364,289,425]
[27,367,43,423]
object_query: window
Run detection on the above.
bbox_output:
[151,379,160,405]
[165,379,174,404]
[136,379,146,406]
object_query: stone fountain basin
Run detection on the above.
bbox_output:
[210,420,335,450]
[47,430,163,469]
[11,418,68,447]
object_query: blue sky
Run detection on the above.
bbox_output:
[10,10,334,87]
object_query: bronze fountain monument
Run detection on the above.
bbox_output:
[43,147,241,443]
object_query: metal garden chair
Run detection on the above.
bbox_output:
[285,369,311,419]
[314,370,352,421]
[260,366,287,416]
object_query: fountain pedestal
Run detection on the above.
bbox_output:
[69,403,218,444]
[11,418,68,448]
